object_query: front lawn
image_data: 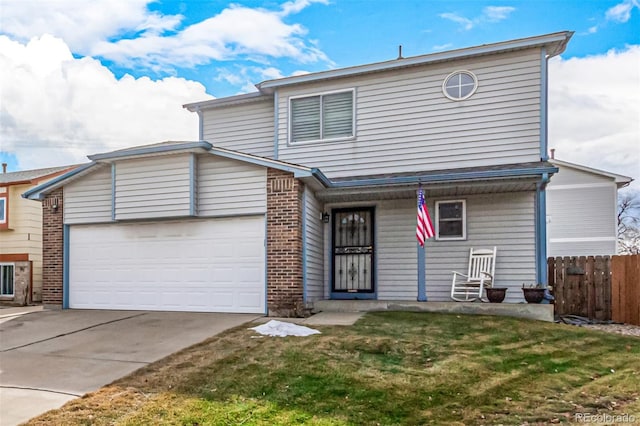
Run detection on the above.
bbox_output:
[28,312,640,425]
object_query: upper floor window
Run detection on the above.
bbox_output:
[443,71,478,101]
[290,90,354,143]
[435,200,466,240]
[0,194,7,228]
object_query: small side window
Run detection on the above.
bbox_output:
[435,200,466,240]
[0,264,14,296]
[443,71,478,101]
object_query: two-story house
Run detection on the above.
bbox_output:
[25,31,573,315]
[1,164,76,305]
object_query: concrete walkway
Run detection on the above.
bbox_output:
[0,309,261,426]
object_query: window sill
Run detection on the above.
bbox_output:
[288,135,356,146]
[0,227,14,232]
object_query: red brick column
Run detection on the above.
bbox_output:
[42,188,64,308]
[266,168,305,317]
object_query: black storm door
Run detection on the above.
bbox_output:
[332,207,375,293]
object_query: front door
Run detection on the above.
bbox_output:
[332,207,375,297]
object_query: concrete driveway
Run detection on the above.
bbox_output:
[0,309,261,426]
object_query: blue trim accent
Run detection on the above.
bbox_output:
[417,191,427,301]
[88,141,212,161]
[417,244,426,301]
[301,189,307,303]
[264,217,268,315]
[535,173,550,286]
[328,166,559,189]
[22,162,97,200]
[189,153,196,216]
[273,91,279,159]
[311,168,332,187]
[329,206,378,300]
[210,147,314,177]
[63,224,70,309]
[111,163,116,221]
[540,47,549,161]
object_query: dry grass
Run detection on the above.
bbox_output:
[26,312,640,425]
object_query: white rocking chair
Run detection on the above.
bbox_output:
[450,247,497,302]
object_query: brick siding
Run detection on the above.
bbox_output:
[266,168,305,316]
[42,188,64,307]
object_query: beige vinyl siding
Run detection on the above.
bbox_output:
[115,155,191,220]
[202,99,274,158]
[425,192,536,303]
[64,165,112,224]
[197,154,266,216]
[277,48,543,177]
[304,187,324,302]
[1,184,45,301]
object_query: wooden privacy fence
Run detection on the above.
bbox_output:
[548,255,640,325]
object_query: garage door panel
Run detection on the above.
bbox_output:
[69,217,265,313]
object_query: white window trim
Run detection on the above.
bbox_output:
[0,263,14,297]
[288,88,356,145]
[435,199,467,241]
[442,70,478,101]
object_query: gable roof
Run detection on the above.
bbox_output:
[183,31,574,110]
[0,165,78,185]
[256,31,573,93]
[549,159,633,187]
[22,141,331,200]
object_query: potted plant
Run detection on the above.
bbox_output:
[485,286,508,303]
[522,283,545,303]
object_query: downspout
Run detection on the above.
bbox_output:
[535,173,550,286]
[301,187,307,305]
[273,90,279,159]
[196,106,204,141]
[540,47,549,161]
[63,224,70,309]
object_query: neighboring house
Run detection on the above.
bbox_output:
[25,32,574,314]
[1,164,76,305]
[547,158,632,257]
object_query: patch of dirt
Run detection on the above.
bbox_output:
[581,323,640,338]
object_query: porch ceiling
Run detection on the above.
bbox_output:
[315,176,539,202]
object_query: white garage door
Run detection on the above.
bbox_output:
[69,217,265,313]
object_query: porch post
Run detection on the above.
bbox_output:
[535,173,550,286]
[417,244,427,301]
[417,189,427,301]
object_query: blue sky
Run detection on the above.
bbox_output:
[0,0,638,189]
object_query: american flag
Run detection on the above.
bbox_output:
[416,187,435,246]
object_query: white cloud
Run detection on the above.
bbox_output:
[0,35,208,170]
[0,0,174,53]
[483,6,516,22]
[90,3,330,71]
[0,0,331,73]
[439,6,515,30]
[439,13,474,31]
[548,46,640,189]
[606,0,640,22]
